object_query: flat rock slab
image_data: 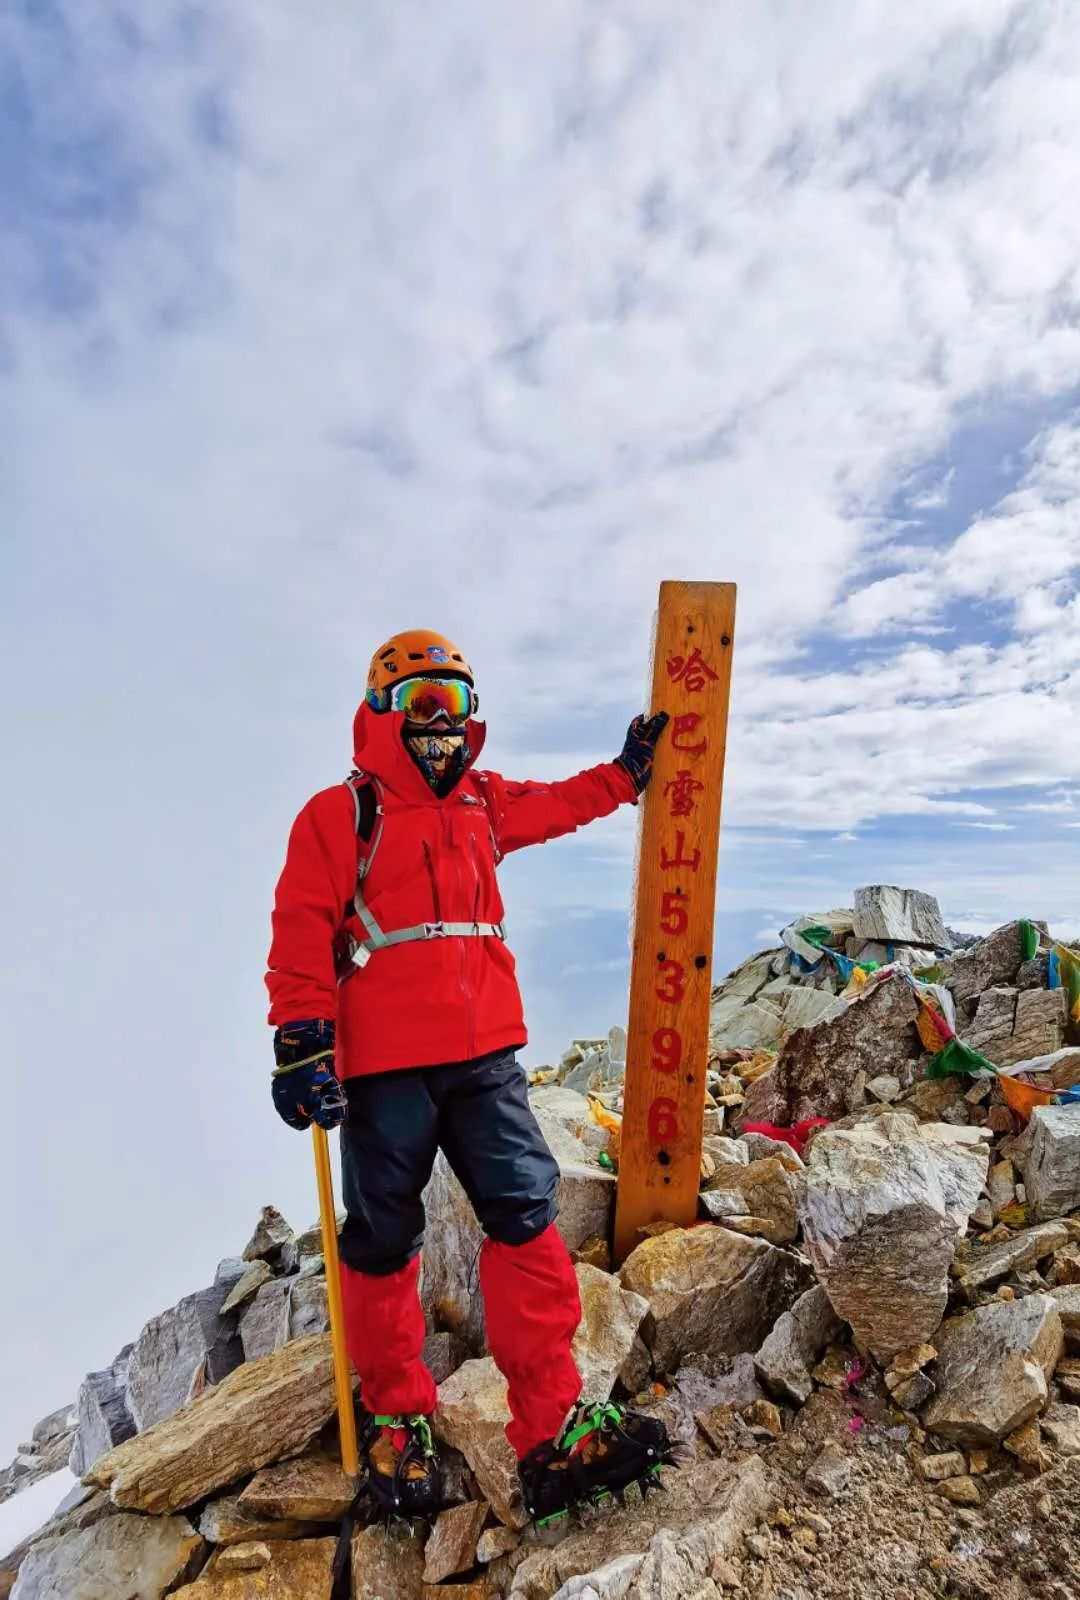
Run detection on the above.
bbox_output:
[1022,1104,1080,1221]
[221,1262,275,1315]
[853,885,949,948]
[9,1511,202,1600]
[571,1264,649,1402]
[422,1501,489,1584]
[702,1159,798,1244]
[619,1224,811,1373]
[421,1581,491,1600]
[508,1456,776,1600]
[923,1294,1064,1445]
[198,1492,327,1546]
[352,1526,425,1599]
[173,1536,336,1598]
[86,1334,346,1514]
[238,1453,355,1522]
[954,1222,1069,1293]
[754,1285,843,1405]
[435,1358,523,1528]
[799,1114,989,1363]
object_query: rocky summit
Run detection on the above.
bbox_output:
[6,885,1080,1599]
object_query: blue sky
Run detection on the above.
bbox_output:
[4,0,1080,1457]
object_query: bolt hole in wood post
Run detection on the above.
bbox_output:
[614,581,736,1263]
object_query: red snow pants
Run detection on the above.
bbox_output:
[337,1049,583,1458]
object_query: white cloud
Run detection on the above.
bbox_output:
[910,466,956,511]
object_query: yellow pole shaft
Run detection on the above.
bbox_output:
[312,1125,360,1477]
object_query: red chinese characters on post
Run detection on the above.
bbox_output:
[663,769,704,818]
[655,958,686,1003]
[659,831,702,872]
[670,712,707,757]
[666,646,718,692]
[643,636,723,1159]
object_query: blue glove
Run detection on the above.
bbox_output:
[615,711,669,794]
[272,1019,347,1131]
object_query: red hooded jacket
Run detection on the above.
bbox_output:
[266,701,637,1078]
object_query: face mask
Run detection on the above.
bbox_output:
[405,727,469,792]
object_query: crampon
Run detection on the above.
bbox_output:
[360,1411,442,1519]
[518,1400,675,1527]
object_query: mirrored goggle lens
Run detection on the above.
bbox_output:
[389,676,474,724]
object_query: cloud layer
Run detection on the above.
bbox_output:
[4,0,1080,1454]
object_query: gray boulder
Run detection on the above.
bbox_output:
[31,1407,75,1449]
[288,1277,329,1341]
[618,1224,811,1373]
[127,1284,243,1432]
[742,974,922,1127]
[239,1281,292,1363]
[853,885,950,949]
[798,1114,989,1363]
[69,1350,136,1476]
[953,1222,1070,1294]
[10,1511,202,1600]
[238,1277,328,1362]
[571,1264,649,1402]
[754,1285,843,1405]
[922,1295,1064,1445]
[1019,1103,1080,1221]
[945,921,1046,1009]
[242,1206,298,1272]
[510,1456,777,1600]
[964,987,1066,1068]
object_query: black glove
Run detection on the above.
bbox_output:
[615,711,669,794]
[271,1019,347,1131]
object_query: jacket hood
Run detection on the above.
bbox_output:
[352,698,487,801]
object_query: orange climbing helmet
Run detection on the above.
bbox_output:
[366,629,475,712]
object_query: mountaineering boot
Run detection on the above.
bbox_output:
[518,1400,675,1526]
[361,1412,442,1517]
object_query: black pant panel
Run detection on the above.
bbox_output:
[339,1067,440,1275]
[337,1047,558,1275]
[436,1052,559,1246]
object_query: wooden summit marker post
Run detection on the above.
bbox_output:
[614,580,736,1264]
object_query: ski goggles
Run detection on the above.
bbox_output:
[373,675,476,724]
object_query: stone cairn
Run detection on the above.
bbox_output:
[5,885,1080,1599]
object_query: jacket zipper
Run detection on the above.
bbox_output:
[446,809,477,1060]
[422,839,443,922]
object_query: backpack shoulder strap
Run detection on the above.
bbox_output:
[344,771,377,843]
[343,769,385,881]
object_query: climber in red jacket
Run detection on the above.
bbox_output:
[266,629,672,1521]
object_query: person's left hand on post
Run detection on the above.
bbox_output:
[615,711,670,794]
[272,1019,347,1130]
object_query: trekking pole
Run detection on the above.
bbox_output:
[312,1125,360,1476]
